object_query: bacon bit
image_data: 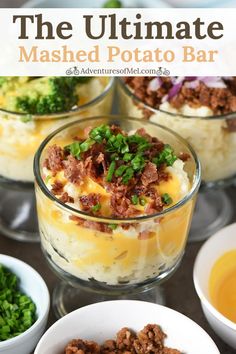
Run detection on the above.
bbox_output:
[63,155,85,184]
[79,194,101,212]
[84,126,93,138]
[69,214,112,234]
[64,339,100,354]
[59,192,74,203]
[125,76,236,115]
[226,119,236,132]
[110,195,139,218]
[136,128,152,142]
[110,124,126,136]
[43,145,64,175]
[96,153,107,173]
[51,181,64,195]
[178,152,190,162]
[141,162,159,186]
[138,231,154,240]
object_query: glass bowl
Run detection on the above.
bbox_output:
[0,77,114,242]
[34,115,200,317]
[118,78,236,241]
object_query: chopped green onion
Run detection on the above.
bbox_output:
[131,154,145,172]
[0,264,36,341]
[115,165,128,177]
[122,167,134,184]
[79,138,94,153]
[153,144,177,167]
[89,124,112,143]
[65,138,94,159]
[65,141,81,159]
[139,197,147,206]
[162,193,173,205]
[106,161,116,182]
[123,153,133,162]
[131,195,139,205]
[91,203,101,212]
[108,223,118,230]
[45,175,51,184]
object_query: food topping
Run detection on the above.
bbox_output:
[0,76,91,114]
[0,264,36,341]
[43,124,188,220]
[124,76,236,116]
[64,324,181,354]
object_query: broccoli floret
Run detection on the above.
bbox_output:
[0,77,30,94]
[15,77,91,115]
[103,0,122,7]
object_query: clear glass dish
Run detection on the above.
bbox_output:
[118,78,236,241]
[34,115,200,317]
[0,77,114,241]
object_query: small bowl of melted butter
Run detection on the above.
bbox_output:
[194,223,236,349]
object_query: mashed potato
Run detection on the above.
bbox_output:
[0,77,113,182]
[119,83,236,183]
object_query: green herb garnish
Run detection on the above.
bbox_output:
[65,138,94,159]
[0,264,36,341]
[91,203,101,212]
[162,193,173,205]
[131,154,145,172]
[139,197,147,206]
[153,144,177,167]
[108,223,118,230]
[106,161,116,182]
[45,175,51,184]
[20,114,32,123]
[131,195,139,205]
[89,124,112,143]
[122,167,134,184]
[103,0,122,8]
[115,165,128,177]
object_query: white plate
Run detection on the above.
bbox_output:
[34,300,219,354]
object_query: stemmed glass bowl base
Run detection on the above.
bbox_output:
[189,189,233,242]
[52,282,165,319]
[0,180,39,242]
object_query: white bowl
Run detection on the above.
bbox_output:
[35,300,219,354]
[193,223,236,349]
[0,254,50,354]
[22,0,170,8]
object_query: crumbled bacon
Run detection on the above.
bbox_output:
[178,152,190,162]
[63,155,85,184]
[64,324,181,354]
[59,192,74,203]
[79,194,101,212]
[43,145,64,175]
[110,194,139,218]
[51,180,64,195]
[124,76,236,116]
[64,339,100,354]
[141,162,159,186]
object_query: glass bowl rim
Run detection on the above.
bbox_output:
[34,115,201,223]
[0,77,114,120]
[118,78,236,121]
